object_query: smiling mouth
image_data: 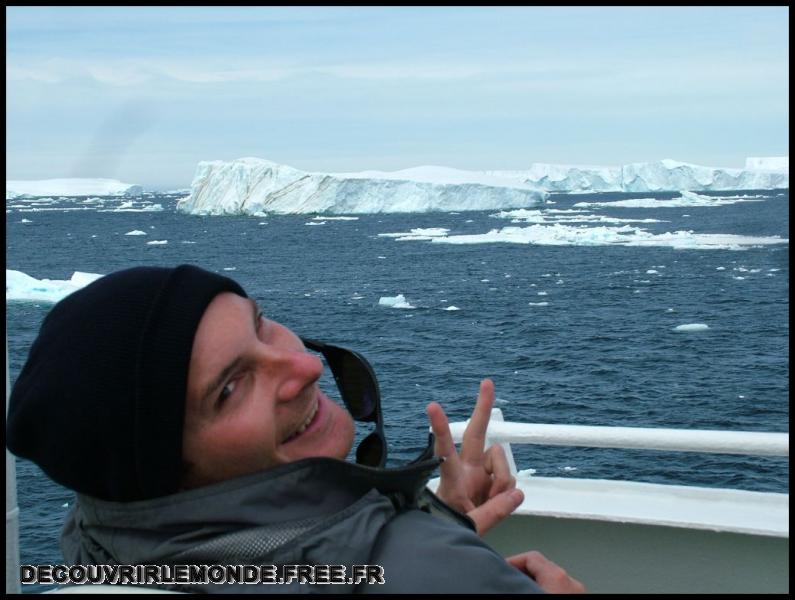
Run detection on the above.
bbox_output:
[281,399,320,444]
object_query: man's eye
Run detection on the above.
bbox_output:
[218,380,237,405]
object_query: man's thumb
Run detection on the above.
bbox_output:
[469,488,524,536]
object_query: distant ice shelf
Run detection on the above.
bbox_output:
[6,179,143,200]
[487,158,788,194]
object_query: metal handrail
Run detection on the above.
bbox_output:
[449,417,788,457]
[444,410,788,479]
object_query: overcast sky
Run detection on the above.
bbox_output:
[6,6,789,189]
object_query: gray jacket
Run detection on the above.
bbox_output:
[61,456,544,593]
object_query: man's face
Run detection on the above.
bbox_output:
[181,292,356,489]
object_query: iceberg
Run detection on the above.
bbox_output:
[6,178,143,200]
[177,158,546,215]
[488,163,623,193]
[378,294,415,309]
[6,270,104,303]
[673,323,710,332]
[488,158,788,193]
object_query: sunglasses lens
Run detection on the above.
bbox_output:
[356,431,386,468]
[327,348,379,421]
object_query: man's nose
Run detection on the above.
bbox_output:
[271,348,324,403]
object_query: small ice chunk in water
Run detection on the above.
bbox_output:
[146,240,168,245]
[444,305,461,311]
[379,294,415,309]
[125,230,146,236]
[673,323,710,332]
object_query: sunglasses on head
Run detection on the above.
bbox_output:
[300,338,387,468]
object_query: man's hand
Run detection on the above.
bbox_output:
[427,379,524,535]
[507,551,587,594]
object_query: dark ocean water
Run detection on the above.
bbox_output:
[6,189,789,588]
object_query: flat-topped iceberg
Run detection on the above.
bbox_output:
[177,158,547,215]
[489,158,788,193]
[6,178,143,200]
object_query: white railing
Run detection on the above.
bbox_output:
[446,409,789,477]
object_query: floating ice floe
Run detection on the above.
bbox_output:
[443,306,461,311]
[125,230,147,236]
[378,294,415,309]
[673,323,710,332]
[377,228,450,241]
[494,208,663,224]
[573,190,769,209]
[313,216,359,221]
[100,203,163,213]
[379,222,788,251]
[6,269,104,303]
[146,240,168,245]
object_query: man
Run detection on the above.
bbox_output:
[7,264,584,593]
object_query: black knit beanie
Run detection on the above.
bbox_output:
[6,264,247,502]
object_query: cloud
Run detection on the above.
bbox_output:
[7,57,490,85]
[8,51,787,90]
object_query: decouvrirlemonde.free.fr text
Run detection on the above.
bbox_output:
[21,564,385,585]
